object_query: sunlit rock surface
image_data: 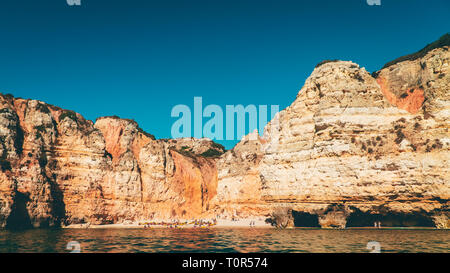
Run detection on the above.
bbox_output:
[0,39,448,229]
[215,46,449,228]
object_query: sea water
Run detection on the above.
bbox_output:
[0,228,448,253]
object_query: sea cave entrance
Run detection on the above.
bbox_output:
[346,209,435,228]
[6,192,32,230]
[292,210,320,227]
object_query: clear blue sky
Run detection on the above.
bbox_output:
[0,0,449,149]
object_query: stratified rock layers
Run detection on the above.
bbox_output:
[0,45,448,229]
[0,104,222,227]
[217,47,449,228]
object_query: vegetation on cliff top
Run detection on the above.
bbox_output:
[58,110,78,122]
[200,148,223,158]
[210,141,226,152]
[381,33,450,69]
[315,59,340,69]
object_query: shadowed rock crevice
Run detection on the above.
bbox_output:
[49,179,66,226]
[292,210,320,227]
[6,192,32,230]
[345,208,435,228]
[13,117,24,156]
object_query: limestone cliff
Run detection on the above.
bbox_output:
[0,103,223,228]
[0,35,448,229]
[216,37,449,229]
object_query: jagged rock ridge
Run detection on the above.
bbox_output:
[0,37,448,229]
[213,40,449,229]
[0,101,224,228]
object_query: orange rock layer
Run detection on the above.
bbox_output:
[377,77,425,114]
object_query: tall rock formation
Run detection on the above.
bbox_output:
[213,35,450,228]
[0,102,224,228]
[0,34,449,229]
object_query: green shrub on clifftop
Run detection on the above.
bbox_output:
[200,148,222,158]
[382,33,450,69]
[59,110,77,122]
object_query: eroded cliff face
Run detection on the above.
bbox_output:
[94,116,219,221]
[0,103,223,227]
[217,46,449,228]
[211,131,270,219]
[0,42,448,229]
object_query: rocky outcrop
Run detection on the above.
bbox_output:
[214,37,449,228]
[210,130,270,219]
[0,36,448,229]
[0,100,224,228]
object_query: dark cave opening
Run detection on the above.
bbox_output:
[49,177,66,227]
[6,192,32,230]
[346,209,435,227]
[292,211,320,227]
